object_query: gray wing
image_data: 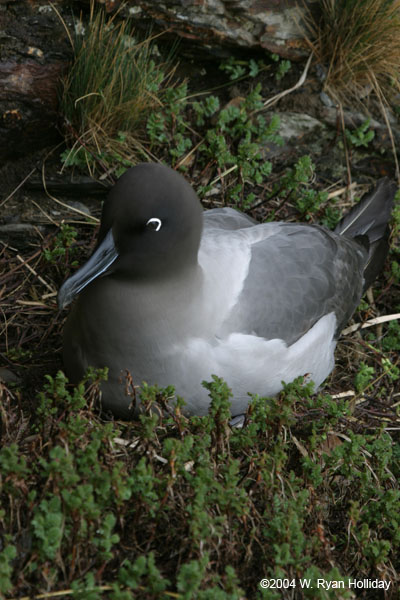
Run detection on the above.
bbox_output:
[203,207,257,230]
[222,223,368,345]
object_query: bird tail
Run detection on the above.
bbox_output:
[334,178,397,291]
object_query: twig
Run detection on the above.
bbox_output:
[9,584,181,600]
[31,199,59,227]
[9,587,112,600]
[338,103,352,198]
[372,75,400,184]
[112,437,168,464]
[0,168,36,208]
[16,255,55,294]
[41,164,99,223]
[113,436,140,450]
[1,248,43,284]
[326,182,358,200]
[175,137,205,170]
[209,165,239,187]
[330,391,355,399]
[16,300,52,307]
[342,313,400,336]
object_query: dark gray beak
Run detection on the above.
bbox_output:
[58,229,118,309]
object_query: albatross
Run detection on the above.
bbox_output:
[58,163,396,418]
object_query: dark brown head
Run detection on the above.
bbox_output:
[58,163,203,308]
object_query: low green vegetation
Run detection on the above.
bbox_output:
[146,80,281,207]
[344,118,375,149]
[219,56,266,80]
[59,26,333,223]
[354,361,376,392]
[43,223,79,266]
[270,53,292,81]
[2,373,399,598]
[58,7,326,219]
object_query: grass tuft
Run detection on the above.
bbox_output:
[303,0,400,105]
[60,7,177,177]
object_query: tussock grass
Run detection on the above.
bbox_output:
[303,0,400,104]
[60,8,177,176]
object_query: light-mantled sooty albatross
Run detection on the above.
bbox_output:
[58,164,396,419]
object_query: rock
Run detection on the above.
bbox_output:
[0,223,47,248]
[50,200,92,218]
[0,0,316,162]
[0,367,21,385]
[0,1,72,161]
[277,111,326,141]
[64,200,92,217]
[0,223,46,234]
[262,111,326,159]
[100,0,314,60]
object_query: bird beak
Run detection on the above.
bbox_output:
[58,229,118,309]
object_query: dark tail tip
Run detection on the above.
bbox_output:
[362,229,390,292]
[334,178,398,291]
[334,178,397,240]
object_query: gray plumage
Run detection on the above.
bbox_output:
[58,164,396,418]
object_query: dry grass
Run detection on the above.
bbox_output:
[303,0,400,105]
[60,7,177,176]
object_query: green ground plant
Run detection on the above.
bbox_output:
[43,223,79,265]
[148,80,283,207]
[354,361,375,392]
[344,118,375,149]
[270,155,330,221]
[219,56,269,81]
[59,13,295,207]
[270,53,292,81]
[1,373,399,597]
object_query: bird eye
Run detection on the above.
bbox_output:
[146,217,162,232]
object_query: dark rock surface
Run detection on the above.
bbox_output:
[0,1,72,160]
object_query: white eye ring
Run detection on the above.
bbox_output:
[146,217,162,232]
